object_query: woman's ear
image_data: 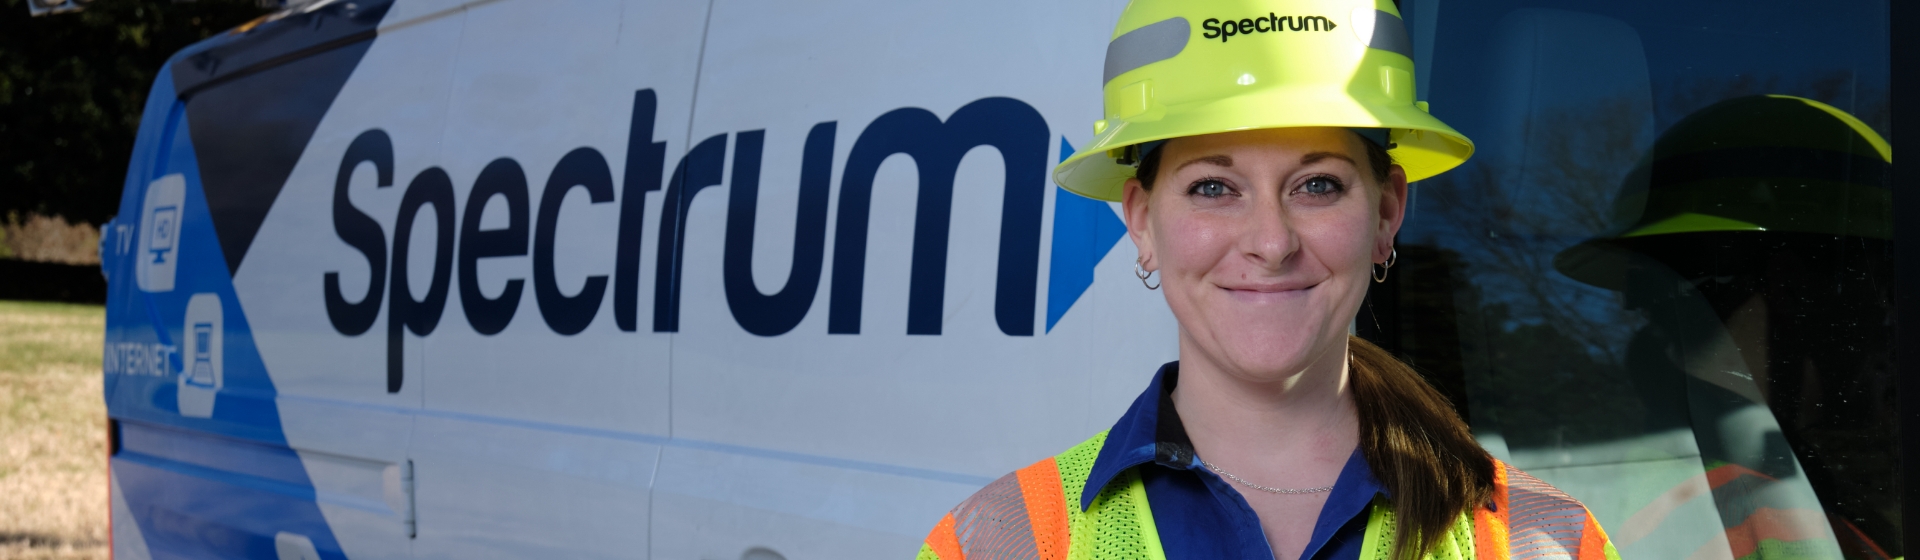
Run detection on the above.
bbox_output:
[1122,177,1155,269]
[1375,165,1409,262]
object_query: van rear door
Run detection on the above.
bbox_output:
[105,2,425,559]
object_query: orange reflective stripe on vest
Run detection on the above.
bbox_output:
[1014,458,1073,560]
[1494,461,1614,560]
[1474,463,1512,560]
[1577,512,1612,560]
[926,513,966,560]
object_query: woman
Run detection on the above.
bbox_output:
[917,0,1619,559]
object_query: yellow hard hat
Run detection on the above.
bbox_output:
[1054,0,1475,201]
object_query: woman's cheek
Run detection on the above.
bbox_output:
[1158,215,1231,279]
[1302,205,1377,272]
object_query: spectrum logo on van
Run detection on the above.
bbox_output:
[325,89,1054,393]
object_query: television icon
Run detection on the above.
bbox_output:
[148,206,178,264]
[137,174,186,293]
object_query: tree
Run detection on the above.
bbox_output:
[0,0,267,227]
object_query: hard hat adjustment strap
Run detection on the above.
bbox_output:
[1116,140,1168,166]
[1111,129,1390,166]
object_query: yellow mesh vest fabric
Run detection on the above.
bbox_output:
[1356,496,1477,560]
[1051,431,1493,560]
[926,430,1626,560]
[1052,431,1168,560]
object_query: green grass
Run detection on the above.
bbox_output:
[0,300,107,559]
[0,300,104,376]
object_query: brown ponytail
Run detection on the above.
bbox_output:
[1348,335,1495,560]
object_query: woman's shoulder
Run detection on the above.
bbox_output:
[1489,459,1591,512]
[960,430,1109,507]
[1483,459,1621,559]
[918,432,1111,560]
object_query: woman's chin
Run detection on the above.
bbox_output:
[1204,332,1327,380]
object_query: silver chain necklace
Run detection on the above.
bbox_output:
[1201,460,1334,495]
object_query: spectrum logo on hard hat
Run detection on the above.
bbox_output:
[1200,14,1338,41]
[1054,0,1475,201]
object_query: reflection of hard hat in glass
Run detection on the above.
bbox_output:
[1555,95,1891,290]
[1053,0,1475,201]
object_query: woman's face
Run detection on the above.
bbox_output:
[1123,127,1407,382]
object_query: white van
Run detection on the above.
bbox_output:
[100,0,1901,558]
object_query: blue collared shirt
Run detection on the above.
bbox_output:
[1081,362,1385,560]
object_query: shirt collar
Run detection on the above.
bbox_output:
[1081,361,1391,511]
[1083,362,1186,511]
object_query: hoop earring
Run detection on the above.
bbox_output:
[1135,257,1160,290]
[1372,248,1397,283]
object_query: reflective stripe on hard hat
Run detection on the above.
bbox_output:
[1104,18,1190,85]
[1358,9,1414,59]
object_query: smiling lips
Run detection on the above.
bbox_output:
[1218,280,1320,304]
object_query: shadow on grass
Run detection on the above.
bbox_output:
[0,530,105,548]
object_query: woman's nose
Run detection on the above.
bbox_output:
[1242,198,1299,270]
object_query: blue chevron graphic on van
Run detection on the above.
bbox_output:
[105,26,367,560]
[1045,137,1128,333]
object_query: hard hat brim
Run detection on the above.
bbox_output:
[1554,215,1885,292]
[1053,85,1474,201]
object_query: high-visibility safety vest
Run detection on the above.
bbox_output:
[917,432,1622,560]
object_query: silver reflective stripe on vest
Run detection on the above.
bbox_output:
[950,471,1044,560]
[1103,17,1189,84]
[1367,10,1413,59]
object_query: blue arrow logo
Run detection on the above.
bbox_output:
[1045,137,1128,333]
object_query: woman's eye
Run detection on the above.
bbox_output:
[1300,176,1344,196]
[1189,179,1230,198]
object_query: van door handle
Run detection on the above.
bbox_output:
[384,460,415,538]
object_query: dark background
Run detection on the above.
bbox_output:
[1892,0,1917,552]
[1,0,266,302]
[1,0,266,228]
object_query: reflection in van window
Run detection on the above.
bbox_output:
[1369,0,1896,558]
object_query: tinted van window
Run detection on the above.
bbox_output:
[1368,0,1896,557]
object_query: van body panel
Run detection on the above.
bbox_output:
[107,0,1901,558]
[102,0,1178,552]
[648,0,1172,555]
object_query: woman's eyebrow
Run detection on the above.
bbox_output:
[1301,152,1356,166]
[1174,154,1234,173]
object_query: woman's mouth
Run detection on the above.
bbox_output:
[1217,281,1318,304]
